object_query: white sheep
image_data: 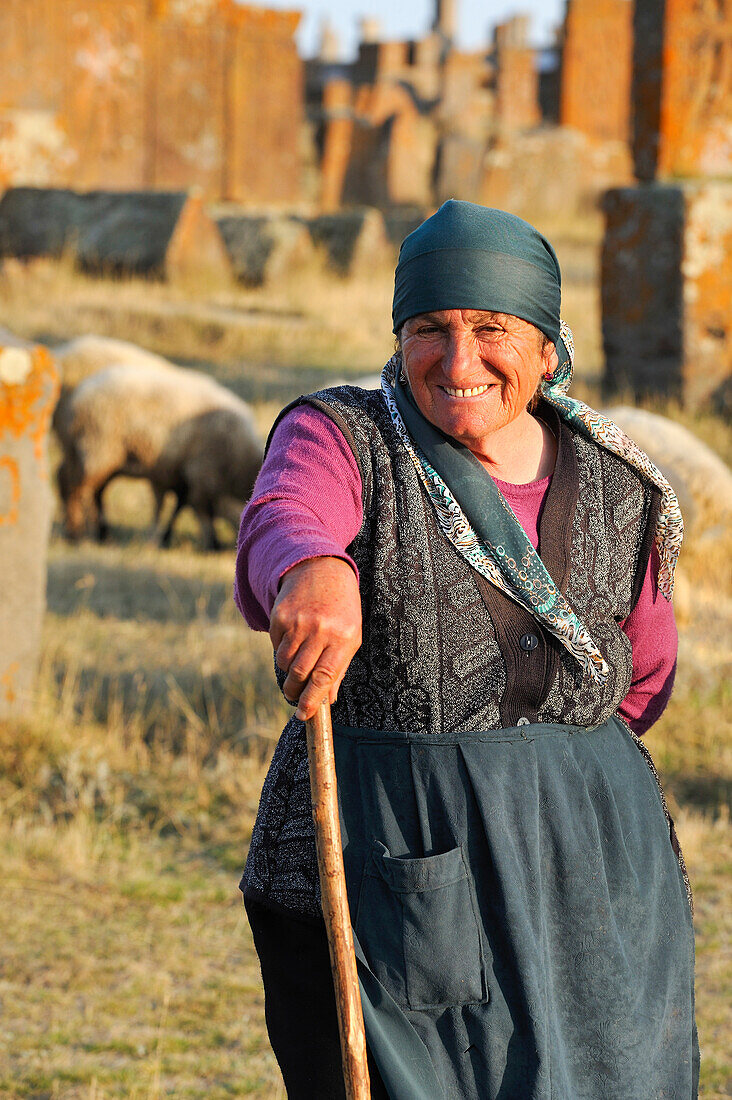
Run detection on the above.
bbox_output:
[601,405,732,533]
[54,334,176,389]
[52,334,177,446]
[57,362,263,549]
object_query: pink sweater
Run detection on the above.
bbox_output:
[235,405,677,735]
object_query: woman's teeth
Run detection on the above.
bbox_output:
[443,384,490,397]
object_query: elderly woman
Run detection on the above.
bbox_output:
[235,202,698,1099]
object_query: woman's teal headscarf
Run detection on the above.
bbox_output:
[392,199,562,344]
[381,200,682,684]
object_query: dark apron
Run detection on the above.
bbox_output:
[334,716,699,1100]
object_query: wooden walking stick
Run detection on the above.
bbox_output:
[306,699,371,1099]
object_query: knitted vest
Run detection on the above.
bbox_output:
[240,386,660,919]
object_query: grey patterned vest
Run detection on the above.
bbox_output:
[240,386,660,920]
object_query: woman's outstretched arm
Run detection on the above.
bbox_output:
[235,404,365,719]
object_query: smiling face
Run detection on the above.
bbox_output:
[400,308,556,456]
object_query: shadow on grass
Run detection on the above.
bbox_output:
[667,774,732,817]
[45,656,285,753]
[47,557,234,622]
[50,516,239,554]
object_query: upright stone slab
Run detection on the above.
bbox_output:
[0,0,305,205]
[560,0,633,143]
[602,182,732,404]
[319,80,354,212]
[601,0,732,405]
[343,85,437,209]
[494,17,540,135]
[0,332,59,718]
[148,1,229,196]
[633,0,732,181]
[222,4,303,205]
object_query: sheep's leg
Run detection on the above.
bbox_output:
[63,488,88,541]
[58,454,99,541]
[58,452,86,539]
[151,486,167,527]
[93,474,117,542]
[157,488,188,549]
[197,504,221,552]
[149,487,172,544]
[64,481,99,541]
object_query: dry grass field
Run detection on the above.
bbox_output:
[0,222,730,1098]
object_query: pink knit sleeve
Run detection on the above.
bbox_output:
[234,404,364,631]
[617,545,678,735]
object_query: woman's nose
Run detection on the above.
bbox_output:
[442,331,478,378]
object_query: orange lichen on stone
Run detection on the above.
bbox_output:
[659,0,732,177]
[634,0,732,180]
[1,661,19,705]
[0,333,56,719]
[0,0,303,203]
[0,456,21,525]
[0,343,60,469]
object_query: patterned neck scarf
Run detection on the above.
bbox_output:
[380,322,683,685]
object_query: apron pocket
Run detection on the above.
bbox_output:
[355,840,488,1010]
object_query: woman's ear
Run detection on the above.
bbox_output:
[544,342,559,374]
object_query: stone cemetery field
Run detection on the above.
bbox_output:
[0,233,730,1098]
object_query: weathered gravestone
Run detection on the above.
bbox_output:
[602,182,732,404]
[0,187,232,284]
[494,16,540,135]
[305,208,393,276]
[602,0,732,405]
[560,0,634,144]
[0,331,59,718]
[633,0,732,182]
[216,213,315,286]
[319,80,355,212]
[339,84,437,210]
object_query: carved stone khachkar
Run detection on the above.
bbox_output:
[0,331,59,718]
[0,0,302,204]
[602,0,732,405]
[632,0,732,182]
[560,0,634,144]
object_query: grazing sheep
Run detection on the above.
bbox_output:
[55,334,176,389]
[601,405,732,533]
[57,362,263,549]
[52,334,177,446]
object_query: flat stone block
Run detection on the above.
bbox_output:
[602,181,732,405]
[0,187,232,283]
[479,128,632,221]
[215,212,315,285]
[306,208,393,276]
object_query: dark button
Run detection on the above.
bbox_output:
[519,633,539,653]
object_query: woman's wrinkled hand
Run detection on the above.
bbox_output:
[269,556,362,722]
